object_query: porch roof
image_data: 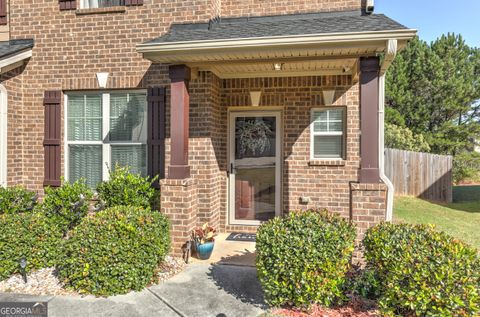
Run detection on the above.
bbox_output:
[0,39,34,74]
[137,11,416,78]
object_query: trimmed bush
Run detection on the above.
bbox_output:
[363,223,480,316]
[58,206,170,296]
[256,209,357,308]
[0,186,37,214]
[0,212,63,281]
[96,165,158,210]
[39,179,93,233]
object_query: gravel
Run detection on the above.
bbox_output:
[0,256,186,296]
[0,267,77,296]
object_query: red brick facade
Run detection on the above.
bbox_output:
[1,0,388,255]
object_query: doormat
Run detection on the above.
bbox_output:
[226,232,256,242]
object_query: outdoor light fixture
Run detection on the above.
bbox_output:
[19,257,27,283]
[322,89,336,105]
[249,90,262,107]
[273,63,284,71]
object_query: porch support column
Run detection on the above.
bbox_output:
[168,64,191,179]
[359,57,380,183]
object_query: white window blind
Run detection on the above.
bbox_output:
[66,91,147,187]
[81,0,124,9]
[311,108,345,159]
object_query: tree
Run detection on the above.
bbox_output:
[385,123,430,152]
[386,34,480,156]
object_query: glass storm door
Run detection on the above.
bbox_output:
[229,111,281,225]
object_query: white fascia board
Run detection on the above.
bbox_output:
[137,29,417,54]
[0,49,32,73]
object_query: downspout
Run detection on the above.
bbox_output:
[379,39,397,222]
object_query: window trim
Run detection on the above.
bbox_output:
[80,0,125,9]
[64,90,148,185]
[310,107,346,160]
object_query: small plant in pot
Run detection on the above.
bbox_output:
[192,223,216,260]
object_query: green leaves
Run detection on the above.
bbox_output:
[363,223,480,316]
[57,206,170,296]
[0,212,63,281]
[256,209,356,308]
[386,34,480,161]
[95,164,158,210]
[39,178,93,234]
[0,186,37,214]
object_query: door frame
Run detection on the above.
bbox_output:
[227,108,282,226]
[0,84,7,187]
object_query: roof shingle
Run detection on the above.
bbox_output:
[145,10,408,44]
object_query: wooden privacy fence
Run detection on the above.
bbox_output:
[385,148,453,202]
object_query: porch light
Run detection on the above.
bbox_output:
[250,90,262,107]
[273,63,284,71]
[322,89,336,105]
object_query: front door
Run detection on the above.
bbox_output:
[229,111,281,225]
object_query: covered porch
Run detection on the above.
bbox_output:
[137,10,416,254]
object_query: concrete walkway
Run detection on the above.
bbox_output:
[0,264,267,317]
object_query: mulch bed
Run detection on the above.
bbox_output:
[272,297,380,317]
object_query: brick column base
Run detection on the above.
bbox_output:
[160,178,198,256]
[350,183,387,263]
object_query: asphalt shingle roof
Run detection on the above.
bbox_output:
[145,10,408,44]
[0,39,34,59]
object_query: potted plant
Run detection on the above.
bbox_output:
[192,223,217,260]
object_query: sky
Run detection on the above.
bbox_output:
[376,0,480,48]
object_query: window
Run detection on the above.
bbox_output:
[310,108,345,159]
[66,91,147,188]
[81,0,124,9]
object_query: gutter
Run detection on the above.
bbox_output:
[137,29,417,54]
[379,39,397,222]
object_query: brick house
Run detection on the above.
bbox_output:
[0,0,415,253]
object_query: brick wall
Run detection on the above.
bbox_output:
[221,0,362,18]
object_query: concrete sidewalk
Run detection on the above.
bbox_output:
[0,264,267,317]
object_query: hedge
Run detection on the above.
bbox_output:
[0,212,63,281]
[58,206,170,296]
[0,186,37,214]
[256,209,357,308]
[363,223,480,316]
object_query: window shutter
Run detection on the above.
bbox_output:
[44,91,62,187]
[147,87,166,188]
[125,0,143,6]
[59,0,76,10]
[0,0,7,25]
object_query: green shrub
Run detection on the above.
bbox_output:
[363,223,480,316]
[0,186,37,214]
[256,209,357,308]
[58,206,170,296]
[39,179,93,233]
[0,212,63,281]
[96,165,158,210]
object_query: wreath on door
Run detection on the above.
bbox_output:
[236,120,273,157]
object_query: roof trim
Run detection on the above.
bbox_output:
[0,49,32,74]
[137,29,417,54]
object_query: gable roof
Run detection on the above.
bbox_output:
[143,10,408,45]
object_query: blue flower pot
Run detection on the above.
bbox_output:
[195,241,215,260]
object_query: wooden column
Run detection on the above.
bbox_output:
[359,57,380,183]
[168,65,191,179]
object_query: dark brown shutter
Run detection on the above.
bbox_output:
[59,0,76,10]
[43,91,62,187]
[147,87,166,188]
[0,0,7,25]
[125,0,143,6]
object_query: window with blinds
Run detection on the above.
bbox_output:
[81,0,124,9]
[66,91,147,187]
[310,108,345,159]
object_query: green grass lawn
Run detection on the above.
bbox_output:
[393,196,480,249]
